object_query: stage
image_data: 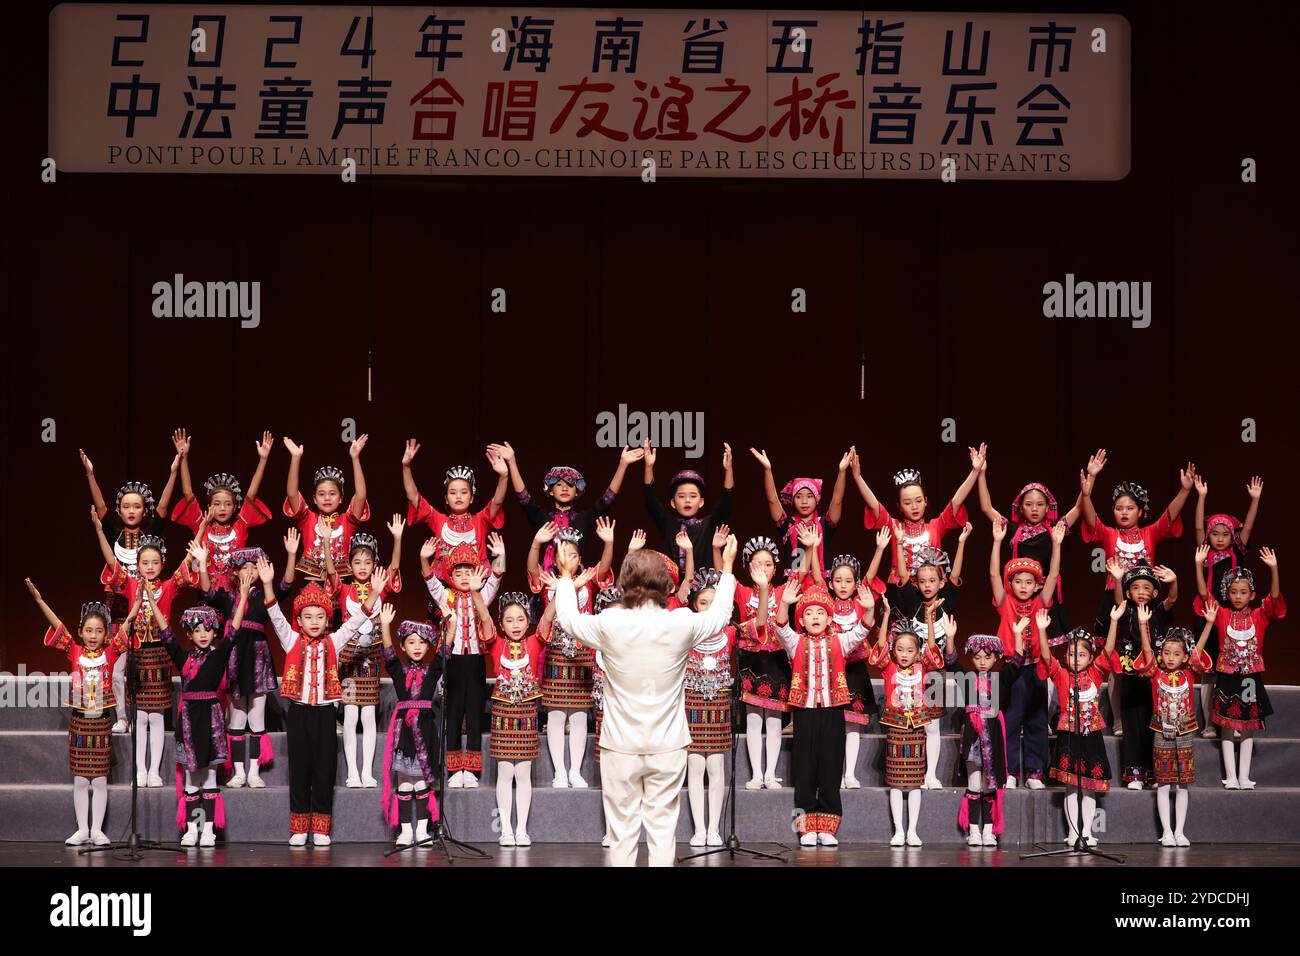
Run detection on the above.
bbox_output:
[3,842,1297,868]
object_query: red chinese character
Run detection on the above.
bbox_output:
[409,77,464,140]
[549,77,627,141]
[483,80,538,141]
[700,78,764,143]
[631,76,696,141]
[770,74,857,155]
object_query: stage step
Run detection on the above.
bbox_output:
[2,728,1293,791]
[1,783,1297,846]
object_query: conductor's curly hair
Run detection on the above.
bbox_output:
[617,551,673,609]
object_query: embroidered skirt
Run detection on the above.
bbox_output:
[541,644,594,710]
[884,726,927,789]
[226,633,278,698]
[1050,731,1111,792]
[176,697,228,771]
[1152,733,1197,785]
[133,643,173,713]
[69,710,115,778]
[844,659,878,726]
[490,697,540,761]
[340,645,382,707]
[1212,672,1272,732]
[686,687,732,755]
[738,649,791,713]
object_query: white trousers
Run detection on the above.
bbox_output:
[599,747,688,867]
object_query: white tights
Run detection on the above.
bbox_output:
[546,709,587,777]
[495,761,534,836]
[228,694,268,771]
[134,712,165,778]
[342,704,377,781]
[745,707,782,781]
[1222,732,1256,785]
[1157,784,1189,838]
[923,719,941,782]
[888,788,922,837]
[1064,792,1098,840]
[73,776,108,835]
[687,753,728,836]
[844,730,860,781]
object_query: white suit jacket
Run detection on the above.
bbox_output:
[554,574,736,755]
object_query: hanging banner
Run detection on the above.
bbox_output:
[50,5,1130,178]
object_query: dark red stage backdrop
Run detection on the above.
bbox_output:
[3,1,1296,680]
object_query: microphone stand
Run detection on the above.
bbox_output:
[1021,654,1124,863]
[82,604,175,858]
[679,636,786,863]
[387,606,488,861]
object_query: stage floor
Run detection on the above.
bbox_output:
[3,842,1297,868]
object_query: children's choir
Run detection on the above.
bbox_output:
[29,434,1285,851]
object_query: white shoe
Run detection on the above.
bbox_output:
[1026,777,1045,790]
[462,772,480,789]
[890,830,906,847]
[246,769,266,789]
[1202,726,1218,738]
[227,770,246,789]
[395,823,413,847]
[1160,831,1176,847]
[981,824,997,846]
[763,775,783,790]
[551,773,569,789]
[361,774,378,788]
[906,832,923,847]
[799,832,818,847]
[923,776,942,790]
[1086,836,1098,847]
[1005,776,1018,790]
[1065,828,1078,845]
[345,775,363,788]
[1126,780,1143,791]
[414,820,430,843]
[817,832,839,847]
[146,772,164,788]
[690,831,707,847]
[1175,833,1190,847]
[312,833,331,847]
[745,777,764,790]
[967,829,984,847]
[65,829,90,846]
[706,831,723,847]
[136,771,148,787]
[845,775,861,789]
[199,824,216,848]
[567,771,587,789]
[1240,778,1257,790]
[601,833,612,848]
[180,823,199,847]
[1223,778,1241,790]
[1113,726,1124,737]
[499,831,516,847]
[112,720,128,734]
[289,832,308,847]
[90,830,111,846]
[515,831,532,847]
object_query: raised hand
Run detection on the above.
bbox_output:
[487,532,505,557]
[643,439,657,469]
[621,444,645,465]
[402,439,420,465]
[675,529,693,551]
[486,449,507,475]
[284,527,301,555]
[256,431,274,459]
[79,448,94,476]
[1201,597,1219,620]
[1153,565,1176,583]
[992,516,1008,541]
[369,566,389,596]
[349,434,369,459]
[1136,604,1152,626]
[187,540,208,567]
[1247,476,1263,499]
[379,603,397,628]
[24,578,42,602]
[1086,448,1107,478]
[419,537,437,561]
[839,448,853,472]
[749,447,771,470]
[485,441,514,463]
[1194,542,1210,564]
[388,514,405,539]
[556,541,581,577]
[1194,473,1208,496]
[721,534,738,567]
[465,566,488,592]
[875,526,892,550]
[595,515,616,543]
[256,557,275,585]
[628,529,646,553]
[172,427,191,457]
[1035,607,1052,631]
[283,437,304,458]
[534,521,558,544]
[1013,616,1030,639]
[1109,599,1128,621]
[751,567,769,589]
[1259,546,1278,568]
[711,524,730,549]
[89,506,102,531]
[1050,519,1068,544]
[722,442,732,471]
[856,582,875,609]
[1179,462,1197,490]
[959,521,974,543]
[1106,558,1127,582]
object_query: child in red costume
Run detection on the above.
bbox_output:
[281,434,370,580]
[402,438,508,570]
